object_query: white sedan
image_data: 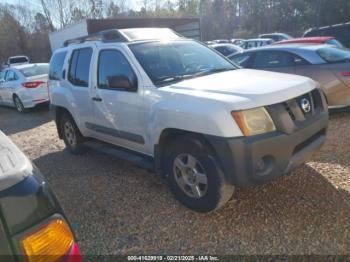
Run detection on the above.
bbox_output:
[0,63,49,112]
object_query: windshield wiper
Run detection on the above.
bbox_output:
[155,74,196,85]
[155,68,235,86]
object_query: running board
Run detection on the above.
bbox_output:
[84,140,155,171]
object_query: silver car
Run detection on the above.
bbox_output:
[209,43,244,57]
[0,63,49,112]
[240,38,275,49]
[229,44,350,107]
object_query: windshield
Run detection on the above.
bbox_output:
[317,46,350,63]
[129,40,237,86]
[19,64,49,77]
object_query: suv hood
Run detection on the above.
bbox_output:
[162,69,316,110]
[0,131,33,191]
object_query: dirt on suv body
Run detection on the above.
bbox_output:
[49,28,329,213]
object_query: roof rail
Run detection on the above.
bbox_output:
[63,29,128,47]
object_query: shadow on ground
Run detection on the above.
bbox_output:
[0,105,51,135]
[33,147,350,255]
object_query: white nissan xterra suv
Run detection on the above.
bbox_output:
[49,28,329,213]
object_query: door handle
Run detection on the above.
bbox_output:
[92,97,102,102]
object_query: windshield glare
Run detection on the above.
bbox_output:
[317,46,350,63]
[129,41,237,85]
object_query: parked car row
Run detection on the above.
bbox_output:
[206,25,350,52]
[229,44,350,107]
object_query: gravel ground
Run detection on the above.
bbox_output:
[0,105,349,255]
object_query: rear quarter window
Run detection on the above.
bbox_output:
[49,51,67,80]
[317,47,350,63]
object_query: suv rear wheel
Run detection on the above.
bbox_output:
[59,113,86,154]
[165,136,234,213]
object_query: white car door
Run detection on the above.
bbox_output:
[2,70,20,105]
[0,71,6,105]
[89,46,148,154]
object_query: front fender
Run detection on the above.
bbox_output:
[148,96,243,149]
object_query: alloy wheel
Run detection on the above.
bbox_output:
[64,121,77,147]
[173,154,208,199]
[14,97,24,112]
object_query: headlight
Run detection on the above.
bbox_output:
[231,107,276,136]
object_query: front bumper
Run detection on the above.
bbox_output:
[206,110,328,187]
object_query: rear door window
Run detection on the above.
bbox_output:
[247,41,256,49]
[68,48,93,87]
[253,51,295,68]
[292,54,311,66]
[49,51,67,80]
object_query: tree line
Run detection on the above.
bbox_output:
[1,0,350,63]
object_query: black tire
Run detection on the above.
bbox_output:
[165,136,234,213]
[59,112,86,154]
[13,96,26,113]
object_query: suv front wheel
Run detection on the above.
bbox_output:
[165,136,234,213]
[59,113,86,154]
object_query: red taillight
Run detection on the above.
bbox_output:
[22,81,45,88]
[66,243,83,262]
[340,72,350,77]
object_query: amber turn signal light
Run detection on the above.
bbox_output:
[20,218,74,262]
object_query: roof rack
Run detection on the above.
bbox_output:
[63,29,128,47]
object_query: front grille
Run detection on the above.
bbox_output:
[266,89,326,134]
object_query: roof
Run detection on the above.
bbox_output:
[63,28,183,47]
[245,38,273,42]
[260,33,287,36]
[8,55,28,59]
[10,63,49,70]
[275,37,335,45]
[210,43,241,48]
[0,131,33,191]
[244,43,328,52]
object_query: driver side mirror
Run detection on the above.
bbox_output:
[107,75,137,92]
